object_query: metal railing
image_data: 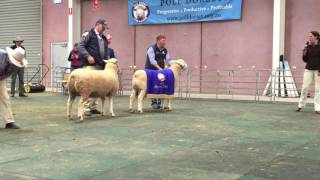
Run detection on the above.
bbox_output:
[15,65,317,103]
[51,66,71,93]
[184,68,306,102]
[6,64,49,90]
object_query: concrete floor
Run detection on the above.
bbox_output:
[0,93,320,180]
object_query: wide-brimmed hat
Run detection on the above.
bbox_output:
[6,47,28,68]
[13,36,24,43]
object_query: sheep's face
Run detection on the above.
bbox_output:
[133,5,148,21]
[173,59,187,70]
[104,58,118,70]
[136,8,145,20]
[105,58,118,64]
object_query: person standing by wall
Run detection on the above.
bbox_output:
[107,33,115,59]
[0,47,28,129]
[10,36,27,97]
[296,31,320,114]
[68,43,81,71]
[78,19,109,116]
[145,35,173,109]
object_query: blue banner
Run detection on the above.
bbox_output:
[128,0,243,25]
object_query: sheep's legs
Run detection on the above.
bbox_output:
[109,96,115,117]
[160,99,171,112]
[67,95,76,120]
[137,90,146,113]
[168,99,172,111]
[129,89,137,112]
[160,98,165,110]
[101,97,106,116]
[78,97,87,121]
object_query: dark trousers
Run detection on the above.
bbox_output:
[151,99,162,106]
[11,68,25,95]
[71,65,81,72]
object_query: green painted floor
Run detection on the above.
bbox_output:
[0,93,320,180]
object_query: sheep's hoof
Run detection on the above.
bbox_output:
[76,119,84,123]
[111,114,116,117]
[129,109,135,113]
[67,117,73,121]
[77,116,84,122]
[163,107,171,112]
[137,110,143,114]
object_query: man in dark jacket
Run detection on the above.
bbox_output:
[107,33,115,59]
[296,31,320,114]
[145,35,173,109]
[78,19,109,116]
[10,36,27,97]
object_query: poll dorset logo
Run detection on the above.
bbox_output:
[157,73,166,82]
[132,1,150,23]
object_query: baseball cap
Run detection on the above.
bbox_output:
[96,19,109,29]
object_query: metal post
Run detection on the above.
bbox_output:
[187,69,191,100]
[216,70,220,99]
[133,26,137,67]
[68,0,73,54]
[231,70,234,100]
[258,71,261,101]
[272,0,286,96]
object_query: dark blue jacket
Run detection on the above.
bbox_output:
[107,48,115,59]
[78,28,109,69]
[303,44,320,70]
[145,44,167,70]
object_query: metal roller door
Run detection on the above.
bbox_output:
[0,0,41,67]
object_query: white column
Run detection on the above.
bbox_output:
[272,0,286,69]
[68,0,73,53]
[271,0,286,99]
[73,0,81,44]
[68,0,81,53]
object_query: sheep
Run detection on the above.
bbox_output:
[134,5,147,21]
[67,58,119,121]
[129,59,187,113]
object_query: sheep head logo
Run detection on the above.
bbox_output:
[157,73,166,82]
[132,2,150,23]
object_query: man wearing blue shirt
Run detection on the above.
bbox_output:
[145,35,173,109]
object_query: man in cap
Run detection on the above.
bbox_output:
[10,36,27,97]
[78,19,109,116]
[0,47,28,129]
